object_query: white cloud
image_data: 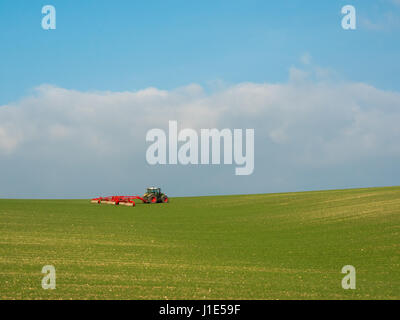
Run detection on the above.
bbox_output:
[1,68,400,197]
[300,52,312,65]
[0,125,22,154]
[359,11,400,31]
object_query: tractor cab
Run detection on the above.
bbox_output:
[146,187,161,195]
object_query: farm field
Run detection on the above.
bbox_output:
[0,186,399,300]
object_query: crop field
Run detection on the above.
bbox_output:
[0,186,399,300]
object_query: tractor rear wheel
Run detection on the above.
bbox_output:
[161,195,169,203]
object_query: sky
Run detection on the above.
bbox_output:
[0,0,399,198]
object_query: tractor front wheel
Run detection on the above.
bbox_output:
[161,195,169,203]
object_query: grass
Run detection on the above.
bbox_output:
[0,186,399,300]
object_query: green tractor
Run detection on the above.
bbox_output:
[143,187,169,204]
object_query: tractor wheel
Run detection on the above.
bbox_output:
[161,195,169,203]
[148,195,157,204]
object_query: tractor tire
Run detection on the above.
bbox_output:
[148,195,157,204]
[161,195,169,203]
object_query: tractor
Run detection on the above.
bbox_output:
[143,187,169,204]
[91,187,169,206]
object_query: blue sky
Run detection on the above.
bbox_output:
[0,1,400,198]
[1,0,399,105]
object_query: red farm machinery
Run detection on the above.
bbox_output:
[91,187,169,207]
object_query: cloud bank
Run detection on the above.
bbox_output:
[1,67,400,198]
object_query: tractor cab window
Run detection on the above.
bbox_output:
[147,188,160,195]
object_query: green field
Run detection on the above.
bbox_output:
[0,186,399,300]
